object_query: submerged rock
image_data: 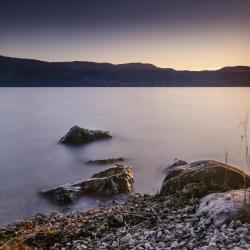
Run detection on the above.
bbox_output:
[86,157,124,165]
[160,160,250,198]
[41,166,133,204]
[59,125,112,145]
[197,188,250,225]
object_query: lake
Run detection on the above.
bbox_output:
[0,87,250,225]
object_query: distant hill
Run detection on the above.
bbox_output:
[0,55,250,87]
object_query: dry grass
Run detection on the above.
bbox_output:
[238,111,250,219]
[224,150,229,165]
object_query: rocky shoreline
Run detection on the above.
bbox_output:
[1,127,250,249]
[1,192,250,250]
[1,162,250,249]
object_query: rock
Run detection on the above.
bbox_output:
[171,241,178,248]
[208,242,216,247]
[128,238,137,246]
[122,233,132,243]
[160,160,250,198]
[144,243,151,249]
[114,214,123,224]
[59,125,112,145]
[156,230,163,239]
[111,241,118,248]
[86,157,124,165]
[91,166,131,179]
[161,159,188,173]
[197,188,250,225]
[41,166,133,204]
[179,241,186,247]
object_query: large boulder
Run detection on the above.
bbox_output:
[160,160,250,198]
[59,125,112,145]
[197,189,250,225]
[41,166,133,204]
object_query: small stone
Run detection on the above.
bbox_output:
[165,235,174,241]
[157,231,163,239]
[204,218,212,225]
[102,242,109,248]
[158,242,166,247]
[114,214,123,224]
[233,235,240,243]
[208,242,216,247]
[128,239,137,246]
[112,241,118,248]
[179,241,186,247]
[236,220,242,227]
[122,233,132,243]
[149,230,156,237]
[171,241,178,248]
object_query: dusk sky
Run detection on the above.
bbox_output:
[1,0,250,70]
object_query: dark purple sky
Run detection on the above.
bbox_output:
[1,0,250,69]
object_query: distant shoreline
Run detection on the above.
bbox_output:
[0,85,250,89]
[1,55,250,87]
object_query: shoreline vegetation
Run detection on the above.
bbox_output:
[1,126,250,249]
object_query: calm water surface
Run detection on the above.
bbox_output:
[0,87,250,225]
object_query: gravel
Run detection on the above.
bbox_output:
[1,193,250,249]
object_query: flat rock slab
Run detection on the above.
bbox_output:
[86,157,124,165]
[160,160,250,198]
[59,125,112,145]
[41,166,133,205]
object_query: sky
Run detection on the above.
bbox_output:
[1,0,250,70]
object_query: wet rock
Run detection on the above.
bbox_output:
[160,160,250,198]
[197,188,250,225]
[59,125,112,145]
[91,166,131,179]
[86,157,124,165]
[161,159,188,174]
[41,166,133,204]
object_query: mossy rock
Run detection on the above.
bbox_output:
[160,160,250,198]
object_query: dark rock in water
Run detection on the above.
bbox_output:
[86,157,124,165]
[41,166,133,204]
[59,125,112,145]
[42,186,81,204]
[160,160,250,198]
[160,159,188,173]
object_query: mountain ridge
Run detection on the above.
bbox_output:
[0,55,250,87]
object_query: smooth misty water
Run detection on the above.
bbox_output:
[0,87,250,225]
